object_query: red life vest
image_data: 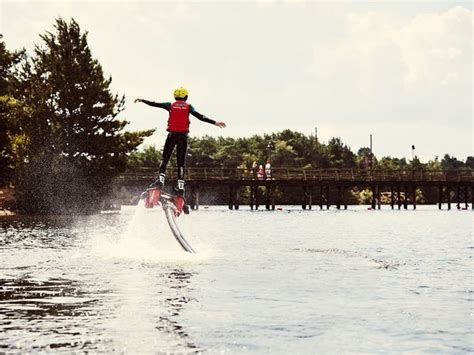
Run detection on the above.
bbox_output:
[167,101,190,132]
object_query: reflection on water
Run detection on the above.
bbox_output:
[0,268,199,352]
[0,213,202,353]
[157,270,199,350]
[294,247,403,270]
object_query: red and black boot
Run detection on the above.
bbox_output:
[174,180,186,216]
[145,173,165,208]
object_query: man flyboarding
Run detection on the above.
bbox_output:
[135,87,226,215]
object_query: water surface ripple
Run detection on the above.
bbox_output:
[0,207,472,353]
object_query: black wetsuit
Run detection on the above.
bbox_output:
[142,99,216,182]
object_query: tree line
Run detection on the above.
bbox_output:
[128,130,473,172]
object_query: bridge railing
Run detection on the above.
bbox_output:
[117,168,474,183]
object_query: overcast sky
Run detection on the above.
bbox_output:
[1,0,472,161]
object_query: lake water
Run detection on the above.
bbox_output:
[0,205,472,354]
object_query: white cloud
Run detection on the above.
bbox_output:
[399,6,472,88]
[311,6,472,94]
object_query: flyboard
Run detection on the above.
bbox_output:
[140,191,195,253]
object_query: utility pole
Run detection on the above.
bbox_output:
[369,134,373,169]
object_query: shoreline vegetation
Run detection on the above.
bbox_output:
[1,18,472,215]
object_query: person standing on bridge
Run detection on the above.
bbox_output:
[135,87,226,214]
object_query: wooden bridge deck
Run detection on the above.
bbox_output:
[115,168,473,210]
[117,167,474,185]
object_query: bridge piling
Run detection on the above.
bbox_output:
[344,186,347,210]
[371,185,376,209]
[319,185,324,210]
[397,186,402,210]
[438,186,443,210]
[302,186,308,210]
[413,186,417,210]
[377,186,381,210]
[447,187,451,210]
[471,186,474,210]
[250,186,257,210]
[235,186,240,210]
[326,186,330,210]
[336,186,341,210]
[228,185,234,210]
[404,186,408,209]
[308,186,312,210]
[265,185,272,210]
[190,188,199,210]
[390,186,395,209]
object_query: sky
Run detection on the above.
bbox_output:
[1,0,472,161]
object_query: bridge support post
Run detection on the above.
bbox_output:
[403,186,408,209]
[371,185,376,209]
[336,186,341,210]
[438,186,443,210]
[471,186,474,210]
[190,188,199,210]
[270,186,275,210]
[377,186,381,210]
[308,187,312,210]
[343,186,347,210]
[412,186,417,210]
[302,186,308,210]
[390,186,395,209]
[319,185,323,210]
[272,186,276,211]
[464,186,469,210]
[266,185,272,210]
[456,186,460,209]
[447,187,451,210]
[228,185,234,210]
[234,186,240,210]
[250,185,258,210]
[397,186,402,210]
[249,186,253,210]
[326,186,330,210]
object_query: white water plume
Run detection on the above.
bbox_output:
[89,200,210,263]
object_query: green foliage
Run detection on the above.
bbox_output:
[129,129,474,177]
[0,34,24,186]
[10,18,153,213]
[465,157,474,169]
[128,145,162,168]
[378,156,407,170]
[441,154,466,170]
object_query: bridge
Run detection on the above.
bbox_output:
[116,168,474,210]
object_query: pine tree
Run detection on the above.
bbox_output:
[13,18,153,213]
[0,34,23,186]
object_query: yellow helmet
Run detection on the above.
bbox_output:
[173,87,188,99]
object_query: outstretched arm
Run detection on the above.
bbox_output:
[134,98,171,111]
[190,105,226,128]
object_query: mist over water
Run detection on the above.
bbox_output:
[0,205,472,353]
